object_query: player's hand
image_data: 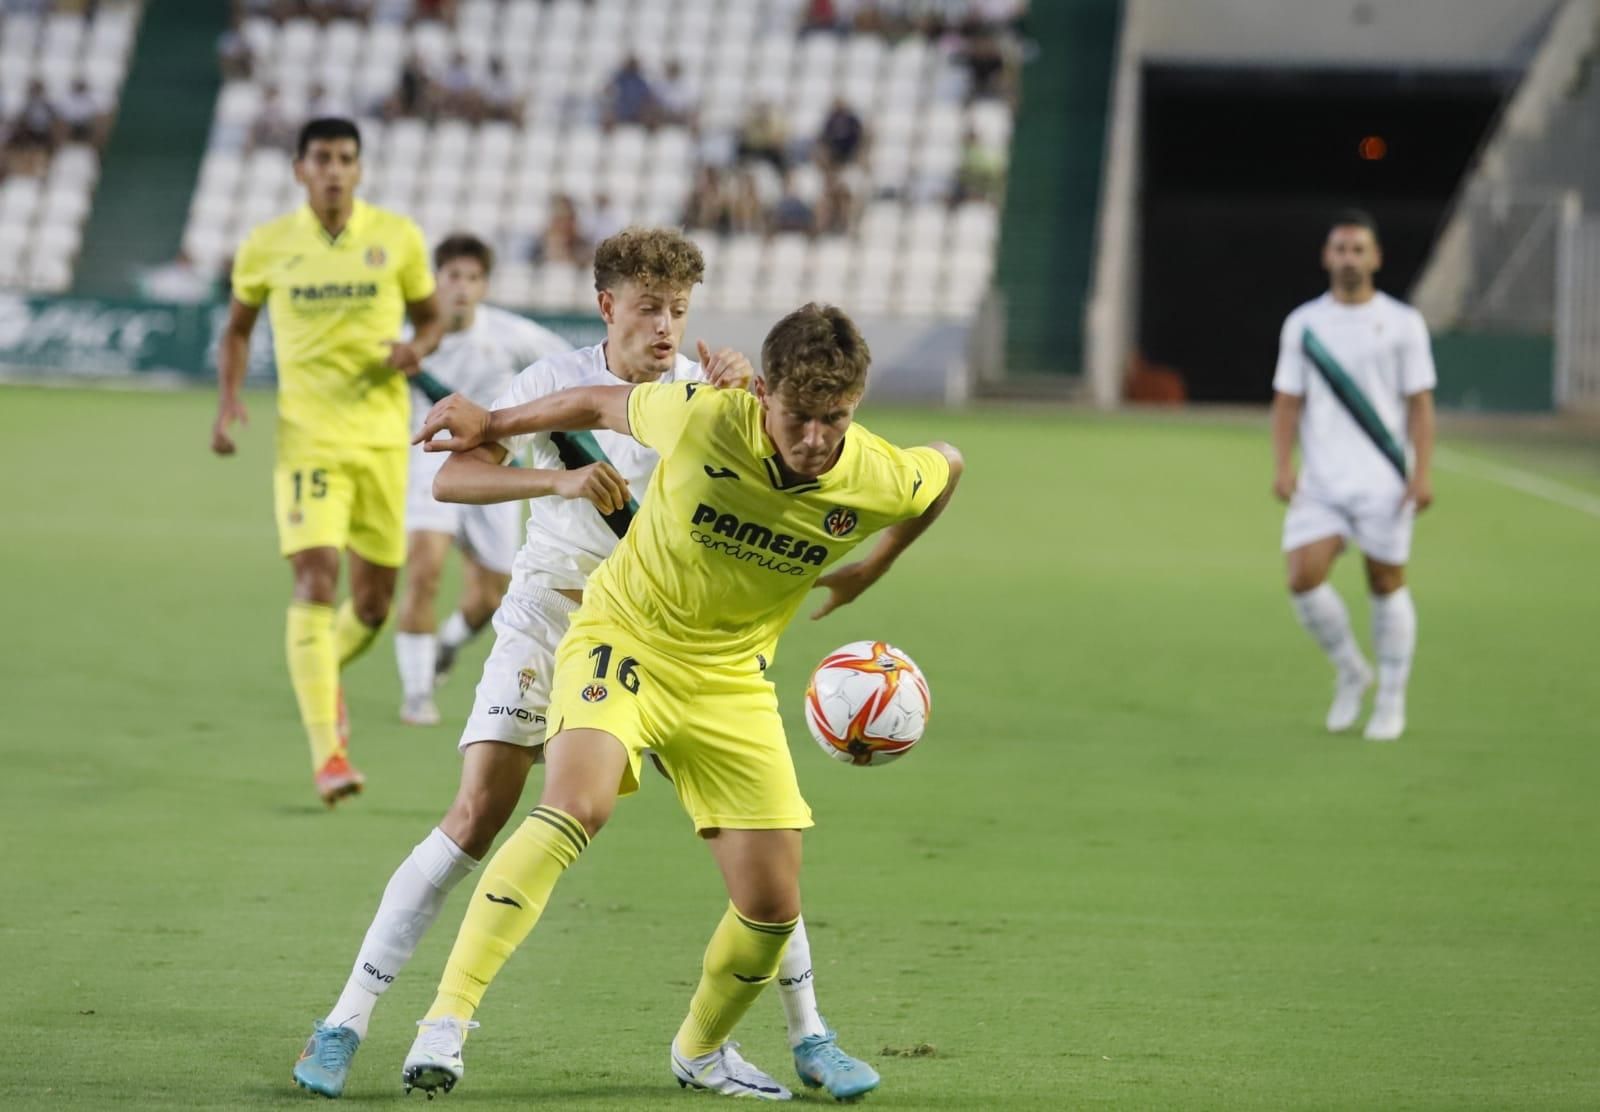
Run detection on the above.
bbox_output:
[1273,467,1297,502]
[1402,474,1434,513]
[383,339,424,377]
[415,393,492,452]
[810,560,882,619]
[553,461,631,514]
[697,340,753,389]
[211,395,248,456]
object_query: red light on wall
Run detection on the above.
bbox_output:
[1359,135,1388,161]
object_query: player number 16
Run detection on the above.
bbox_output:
[589,643,642,694]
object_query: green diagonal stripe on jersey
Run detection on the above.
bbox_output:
[550,430,640,540]
[1301,327,1408,480]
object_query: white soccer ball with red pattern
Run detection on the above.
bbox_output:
[804,640,931,766]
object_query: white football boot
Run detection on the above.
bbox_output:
[671,1040,793,1100]
[1364,695,1406,742]
[1326,659,1373,733]
[402,1016,477,1096]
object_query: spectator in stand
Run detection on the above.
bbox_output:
[654,59,696,127]
[217,23,254,81]
[955,127,1004,203]
[438,51,483,121]
[727,167,765,234]
[250,85,296,151]
[802,0,840,32]
[682,166,729,233]
[483,58,520,124]
[605,55,657,127]
[58,79,108,147]
[413,0,458,22]
[533,194,591,265]
[5,80,62,178]
[387,52,432,119]
[959,27,1010,100]
[817,98,865,168]
[770,173,815,235]
[737,100,787,172]
[815,169,857,236]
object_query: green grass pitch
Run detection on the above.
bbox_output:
[2,387,1597,1109]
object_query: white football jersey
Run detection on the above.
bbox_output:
[410,305,573,435]
[491,343,706,591]
[1273,291,1436,499]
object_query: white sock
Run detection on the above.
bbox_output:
[439,610,477,651]
[1291,584,1366,675]
[775,915,828,1045]
[1370,587,1416,703]
[324,827,478,1038]
[394,632,437,699]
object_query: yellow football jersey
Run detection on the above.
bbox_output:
[578,382,951,668]
[231,200,434,451]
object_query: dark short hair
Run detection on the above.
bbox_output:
[761,302,871,408]
[1329,208,1380,242]
[434,233,495,274]
[296,117,362,159]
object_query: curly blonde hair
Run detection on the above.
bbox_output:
[592,227,705,293]
[761,303,871,408]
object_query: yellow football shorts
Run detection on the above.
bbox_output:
[545,613,813,833]
[273,444,407,567]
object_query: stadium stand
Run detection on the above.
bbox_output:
[0,2,141,292]
[180,0,1024,318]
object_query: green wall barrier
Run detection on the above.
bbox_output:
[1432,331,1555,413]
[0,293,602,384]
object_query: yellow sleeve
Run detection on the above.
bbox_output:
[396,218,435,302]
[626,379,716,456]
[894,445,952,519]
[230,228,269,307]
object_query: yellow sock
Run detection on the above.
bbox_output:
[426,806,590,1021]
[286,602,340,769]
[675,904,798,1058]
[334,599,384,668]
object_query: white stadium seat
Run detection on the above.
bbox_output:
[169,4,1019,316]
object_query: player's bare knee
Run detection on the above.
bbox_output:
[1287,568,1326,595]
[538,790,613,838]
[441,791,513,859]
[291,551,339,603]
[732,890,801,925]
[1366,563,1406,595]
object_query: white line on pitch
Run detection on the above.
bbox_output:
[1436,449,1600,519]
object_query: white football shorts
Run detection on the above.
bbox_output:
[457,585,580,752]
[406,444,523,576]
[1282,486,1416,565]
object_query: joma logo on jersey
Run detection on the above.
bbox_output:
[289,282,379,301]
[690,503,829,566]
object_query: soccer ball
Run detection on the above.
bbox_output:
[803,640,931,767]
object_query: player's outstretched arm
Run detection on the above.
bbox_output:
[812,442,964,619]
[1270,390,1303,502]
[211,298,259,456]
[434,444,631,513]
[415,385,634,452]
